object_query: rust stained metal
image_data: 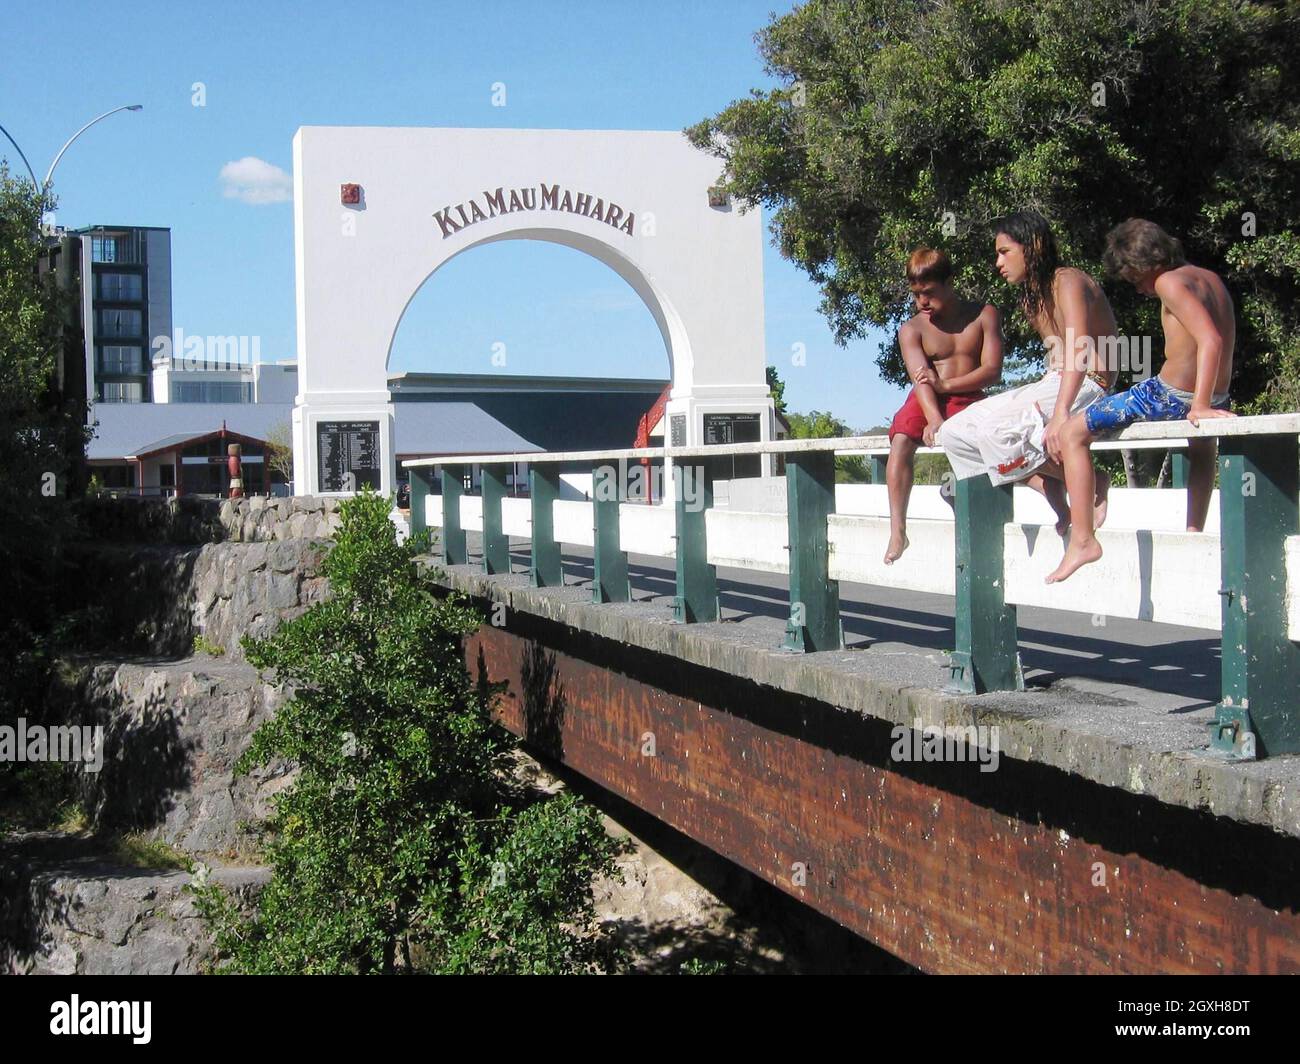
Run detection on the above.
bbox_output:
[465,622,1300,975]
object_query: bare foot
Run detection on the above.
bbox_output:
[1045,538,1103,583]
[884,530,909,565]
[1093,470,1111,530]
[1043,478,1071,535]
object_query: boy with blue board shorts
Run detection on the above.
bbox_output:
[1045,219,1236,583]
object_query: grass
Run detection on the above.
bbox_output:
[55,803,89,834]
[111,832,192,872]
[0,762,85,834]
[192,634,226,657]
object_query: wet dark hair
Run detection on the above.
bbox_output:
[992,210,1059,324]
[1103,218,1186,282]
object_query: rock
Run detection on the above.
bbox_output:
[68,658,291,852]
[265,571,300,610]
[1,834,270,975]
[240,541,269,574]
[267,541,301,573]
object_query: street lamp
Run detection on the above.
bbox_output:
[0,104,144,207]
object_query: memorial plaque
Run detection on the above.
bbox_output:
[702,413,762,479]
[317,420,381,492]
[704,413,758,445]
[670,414,686,447]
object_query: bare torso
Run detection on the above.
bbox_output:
[1158,264,1235,395]
[1034,267,1120,388]
[908,300,987,390]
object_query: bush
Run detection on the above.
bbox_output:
[192,489,625,973]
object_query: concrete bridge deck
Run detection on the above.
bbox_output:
[439,536,1299,836]
[423,534,1300,973]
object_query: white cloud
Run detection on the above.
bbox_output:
[219,156,292,205]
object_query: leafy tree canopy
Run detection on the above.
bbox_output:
[0,168,91,829]
[787,408,869,481]
[767,364,788,415]
[688,0,1300,410]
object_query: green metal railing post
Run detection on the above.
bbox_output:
[408,466,432,543]
[673,458,718,623]
[947,475,1023,694]
[591,460,629,603]
[440,464,467,566]
[481,462,510,575]
[1211,434,1300,758]
[529,465,563,588]
[783,451,842,652]
[1172,450,1190,489]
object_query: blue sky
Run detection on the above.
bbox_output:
[2,0,906,429]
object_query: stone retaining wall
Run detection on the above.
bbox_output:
[74,495,344,546]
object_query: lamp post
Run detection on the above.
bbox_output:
[0,104,143,208]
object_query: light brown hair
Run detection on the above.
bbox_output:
[1104,219,1187,281]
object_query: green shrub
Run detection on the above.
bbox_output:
[192,489,625,973]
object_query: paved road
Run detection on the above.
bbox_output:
[458,534,1221,713]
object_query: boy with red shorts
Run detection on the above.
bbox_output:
[885,248,1004,563]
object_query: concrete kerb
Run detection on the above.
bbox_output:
[425,560,1300,842]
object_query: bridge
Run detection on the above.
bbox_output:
[404,415,1300,973]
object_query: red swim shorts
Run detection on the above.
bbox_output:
[888,388,984,442]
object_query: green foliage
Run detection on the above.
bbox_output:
[0,167,92,832]
[0,761,84,833]
[679,957,730,975]
[787,409,869,482]
[766,364,788,416]
[687,0,1300,409]
[912,452,952,487]
[192,634,225,657]
[263,420,294,484]
[112,833,191,871]
[192,489,625,973]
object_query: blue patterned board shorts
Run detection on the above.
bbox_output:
[1084,374,1230,436]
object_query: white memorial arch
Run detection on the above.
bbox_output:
[291,125,773,496]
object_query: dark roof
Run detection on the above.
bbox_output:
[89,404,293,460]
[397,392,654,452]
[88,401,544,461]
[127,427,272,461]
[393,402,542,455]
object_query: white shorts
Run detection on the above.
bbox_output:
[936,371,1106,486]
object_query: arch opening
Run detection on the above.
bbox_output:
[386,227,687,387]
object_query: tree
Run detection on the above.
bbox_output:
[687,0,1300,412]
[787,409,868,482]
[264,420,294,487]
[0,168,91,830]
[766,364,788,416]
[192,490,625,973]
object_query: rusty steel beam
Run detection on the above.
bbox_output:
[463,616,1300,975]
